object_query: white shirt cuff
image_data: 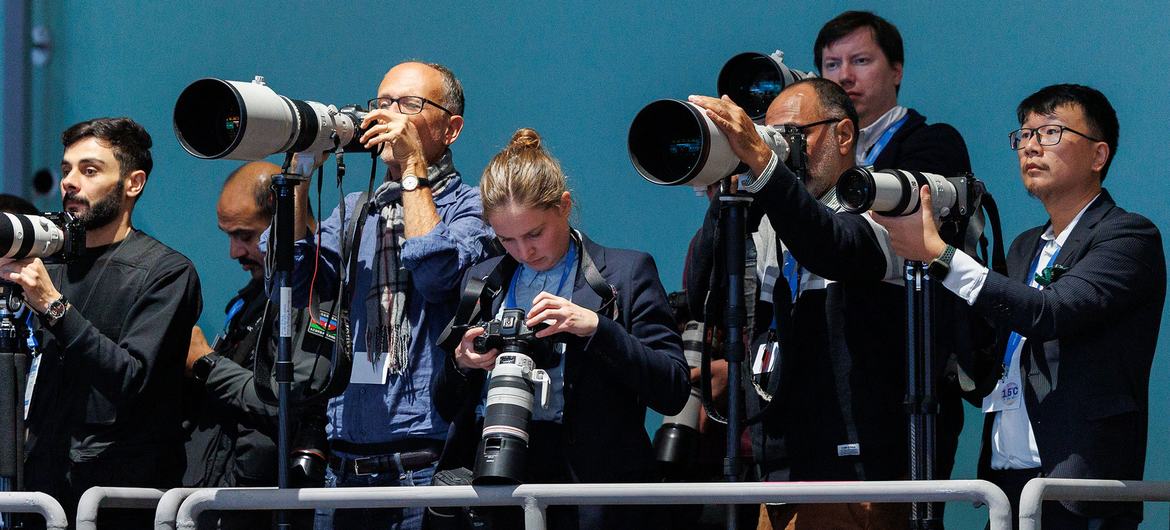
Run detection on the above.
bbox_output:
[743,152,779,194]
[941,250,988,305]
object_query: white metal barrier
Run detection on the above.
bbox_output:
[0,491,68,530]
[171,480,1012,530]
[75,487,165,530]
[1018,478,1170,530]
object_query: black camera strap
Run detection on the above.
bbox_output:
[253,191,372,405]
[438,229,616,353]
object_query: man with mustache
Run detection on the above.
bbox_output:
[182,161,316,529]
[8,117,202,529]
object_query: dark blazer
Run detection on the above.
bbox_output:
[872,108,972,177]
[974,190,1165,520]
[434,235,689,526]
[740,161,912,482]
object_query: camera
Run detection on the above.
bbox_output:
[173,76,371,160]
[0,212,84,262]
[628,102,805,188]
[472,309,560,485]
[836,167,984,220]
[288,404,329,488]
[718,51,814,121]
[654,320,704,472]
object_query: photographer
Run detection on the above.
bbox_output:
[435,128,689,529]
[876,84,1164,529]
[687,79,912,529]
[260,61,494,530]
[8,118,202,529]
[182,161,318,529]
[816,12,975,486]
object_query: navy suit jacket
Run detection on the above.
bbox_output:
[974,190,1165,519]
[434,235,689,486]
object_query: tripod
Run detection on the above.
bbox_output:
[0,282,31,529]
[904,260,942,529]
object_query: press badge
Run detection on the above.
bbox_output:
[982,351,1024,413]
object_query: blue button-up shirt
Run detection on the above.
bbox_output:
[263,173,492,444]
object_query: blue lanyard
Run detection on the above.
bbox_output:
[1001,242,1063,368]
[222,297,245,333]
[862,114,910,166]
[505,242,577,310]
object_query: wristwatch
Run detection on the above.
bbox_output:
[192,353,220,385]
[927,244,957,280]
[42,295,70,326]
[401,174,431,192]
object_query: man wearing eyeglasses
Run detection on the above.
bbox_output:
[262,61,493,530]
[876,84,1165,528]
[688,78,914,528]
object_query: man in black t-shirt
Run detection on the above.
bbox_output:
[2,117,202,529]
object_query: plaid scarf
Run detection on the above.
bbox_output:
[364,150,458,375]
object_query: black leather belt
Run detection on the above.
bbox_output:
[327,439,442,476]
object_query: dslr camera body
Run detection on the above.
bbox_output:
[471,308,561,485]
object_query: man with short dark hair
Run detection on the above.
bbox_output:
[877,84,1164,529]
[688,77,912,528]
[262,61,493,530]
[6,117,202,529]
[815,10,971,176]
[815,11,977,489]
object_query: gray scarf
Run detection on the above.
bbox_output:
[364,150,458,375]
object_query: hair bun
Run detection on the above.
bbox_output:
[509,128,542,150]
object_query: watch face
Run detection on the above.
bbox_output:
[402,176,419,191]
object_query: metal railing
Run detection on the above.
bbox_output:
[1018,478,1170,530]
[0,492,67,530]
[171,480,1013,530]
[75,487,165,530]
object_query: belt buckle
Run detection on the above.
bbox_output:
[351,456,376,476]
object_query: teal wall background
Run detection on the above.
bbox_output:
[5,1,1169,526]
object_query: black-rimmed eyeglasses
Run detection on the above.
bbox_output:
[1008,125,1102,150]
[793,118,843,132]
[367,95,454,116]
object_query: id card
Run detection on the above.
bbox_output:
[350,353,390,385]
[982,341,1025,413]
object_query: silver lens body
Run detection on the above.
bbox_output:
[481,353,536,443]
[173,77,366,160]
[837,167,963,218]
[0,213,65,259]
[628,99,791,187]
[660,321,704,430]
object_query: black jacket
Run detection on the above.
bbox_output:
[435,235,689,528]
[183,279,277,489]
[872,108,971,177]
[974,190,1164,521]
[26,230,202,519]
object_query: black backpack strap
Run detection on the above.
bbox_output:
[438,255,519,353]
[571,230,618,318]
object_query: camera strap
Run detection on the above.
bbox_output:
[438,229,616,353]
[253,191,372,405]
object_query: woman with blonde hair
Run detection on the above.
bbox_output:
[434,128,689,529]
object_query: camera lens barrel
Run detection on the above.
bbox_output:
[173,77,370,160]
[473,353,537,485]
[0,213,65,259]
[837,167,960,217]
[628,99,745,187]
[718,52,812,121]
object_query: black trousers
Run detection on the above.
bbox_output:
[985,467,1139,530]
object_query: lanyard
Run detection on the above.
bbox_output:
[222,297,245,332]
[1001,242,1063,368]
[862,115,910,166]
[506,242,577,310]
